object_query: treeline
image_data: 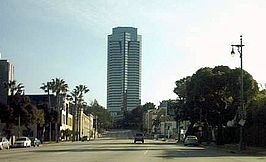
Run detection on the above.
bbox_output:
[114,102,156,130]
[84,99,113,133]
[0,78,112,141]
[0,81,45,138]
[173,65,266,146]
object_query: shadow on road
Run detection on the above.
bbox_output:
[66,140,178,146]
[31,138,266,158]
[30,147,163,153]
[156,147,266,159]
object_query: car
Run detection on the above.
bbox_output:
[81,136,88,142]
[0,137,10,150]
[184,135,199,146]
[29,137,41,147]
[156,134,166,141]
[134,133,144,143]
[13,137,31,148]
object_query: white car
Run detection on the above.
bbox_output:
[0,137,10,150]
[184,135,199,146]
[13,137,31,148]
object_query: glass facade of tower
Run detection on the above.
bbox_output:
[107,27,141,117]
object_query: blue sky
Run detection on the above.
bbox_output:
[1,0,266,106]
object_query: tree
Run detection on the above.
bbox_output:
[142,102,156,111]
[114,102,156,130]
[4,80,24,96]
[245,89,266,146]
[185,66,258,126]
[49,78,69,142]
[128,105,144,130]
[173,76,191,122]
[40,82,53,141]
[23,103,45,136]
[174,66,259,144]
[3,95,45,137]
[36,103,58,141]
[0,102,13,136]
[40,82,53,106]
[174,76,191,101]
[84,100,113,132]
[2,81,44,137]
[69,85,89,141]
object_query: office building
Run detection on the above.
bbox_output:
[0,59,14,104]
[107,27,142,117]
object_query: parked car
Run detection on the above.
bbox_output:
[156,134,166,141]
[184,135,199,146]
[29,137,41,147]
[81,136,88,142]
[134,133,144,143]
[0,137,10,150]
[13,137,31,148]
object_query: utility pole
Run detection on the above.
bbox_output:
[231,35,245,151]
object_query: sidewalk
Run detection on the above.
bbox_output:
[205,143,266,155]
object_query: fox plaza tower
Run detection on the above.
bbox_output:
[107,27,141,117]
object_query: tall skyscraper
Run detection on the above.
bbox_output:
[0,59,14,104]
[107,27,142,117]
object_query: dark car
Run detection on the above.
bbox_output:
[134,133,144,143]
[29,137,41,147]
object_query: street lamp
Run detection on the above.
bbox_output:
[231,35,245,151]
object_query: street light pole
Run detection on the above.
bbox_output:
[231,35,245,151]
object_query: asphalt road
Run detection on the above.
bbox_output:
[0,138,266,162]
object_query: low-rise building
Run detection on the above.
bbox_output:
[160,120,177,138]
[143,109,157,135]
[79,112,93,140]
[27,94,72,141]
[143,100,180,139]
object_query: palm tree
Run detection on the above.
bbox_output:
[70,85,89,141]
[40,82,52,107]
[4,80,24,96]
[40,82,52,141]
[50,78,68,142]
[15,83,24,95]
[3,80,24,137]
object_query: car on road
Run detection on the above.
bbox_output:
[13,137,31,148]
[184,135,199,146]
[0,137,10,150]
[134,133,144,143]
[29,137,41,147]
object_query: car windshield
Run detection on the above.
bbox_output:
[136,133,143,137]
